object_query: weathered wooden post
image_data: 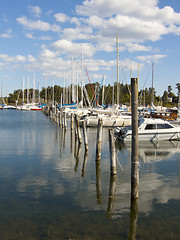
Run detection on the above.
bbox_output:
[131,77,139,199]
[82,120,88,151]
[75,114,82,145]
[95,160,102,205]
[71,113,74,133]
[64,111,67,130]
[108,129,116,175]
[74,114,78,140]
[60,108,63,126]
[96,119,103,160]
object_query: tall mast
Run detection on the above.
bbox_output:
[22,76,24,105]
[45,77,47,104]
[116,36,119,105]
[102,76,105,106]
[71,56,75,103]
[81,43,83,108]
[33,73,35,104]
[76,61,79,105]
[151,62,154,104]
[27,76,29,104]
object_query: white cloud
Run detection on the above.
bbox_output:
[28,5,42,18]
[51,39,96,57]
[0,29,12,39]
[28,55,36,62]
[54,13,69,23]
[75,0,180,44]
[125,43,152,52]
[17,16,61,32]
[25,32,52,40]
[137,54,166,63]
[0,54,26,63]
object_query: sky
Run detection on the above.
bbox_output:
[0,0,180,97]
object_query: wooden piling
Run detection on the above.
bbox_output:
[108,129,116,175]
[131,77,139,199]
[71,113,74,133]
[96,119,103,160]
[64,111,67,130]
[75,114,82,145]
[82,120,88,150]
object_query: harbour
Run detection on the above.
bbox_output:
[0,109,180,239]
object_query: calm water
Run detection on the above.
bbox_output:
[0,110,180,240]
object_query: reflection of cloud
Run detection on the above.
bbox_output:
[17,176,48,193]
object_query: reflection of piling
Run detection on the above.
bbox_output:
[74,134,78,158]
[74,144,82,172]
[107,174,116,218]
[109,129,117,175]
[70,131,73,153]
[81,149,88,177]
[95,160,102,204]
[131,78,139,199]
[128,198,138,240]
[63,128,66,148]
[82,121,88,151]
[96,119,103,160]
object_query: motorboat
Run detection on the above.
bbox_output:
[114,117,180,142]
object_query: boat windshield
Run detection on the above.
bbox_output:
[157,124,174,129]
[145,124,156,130]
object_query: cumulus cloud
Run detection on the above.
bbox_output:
[52,39,96,57]
[75,0,180,43]
[136,54,166,63]
[28,5,42,18]
[17,16,60,32]
[0,29,12,39]
[0,54,26,62]
[54,13,70,23]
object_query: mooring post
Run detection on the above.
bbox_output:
[96,119,103,160]
[71,113,74,133]
[108,129,116,175]
[76,115,82,145]
[74,114,78,140]
[64,111,67,130]
[60,108,63,127]
[82,120,88,151]
[131,77,139,199]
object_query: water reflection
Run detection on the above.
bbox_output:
[0,111,180,239]
[107,174,117,218]
[128,198,138,240]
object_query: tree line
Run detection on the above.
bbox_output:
[4,82,180,107]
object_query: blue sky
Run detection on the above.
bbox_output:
[0,0,180,97]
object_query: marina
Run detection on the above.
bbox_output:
[0,110,180,239]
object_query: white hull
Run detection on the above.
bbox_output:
[116,118,180,142]
[85,115,131,127]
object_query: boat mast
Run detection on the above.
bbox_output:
[33,73,35,104]
[102,76,105,106]
[151,62,154,104]
[71,56,75,103]
[45,77,47,104]
[22,77,24,105]
[76,61,79,105]
[27,76,29,104]
[81,43,83,108]
[116,36,119,106]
